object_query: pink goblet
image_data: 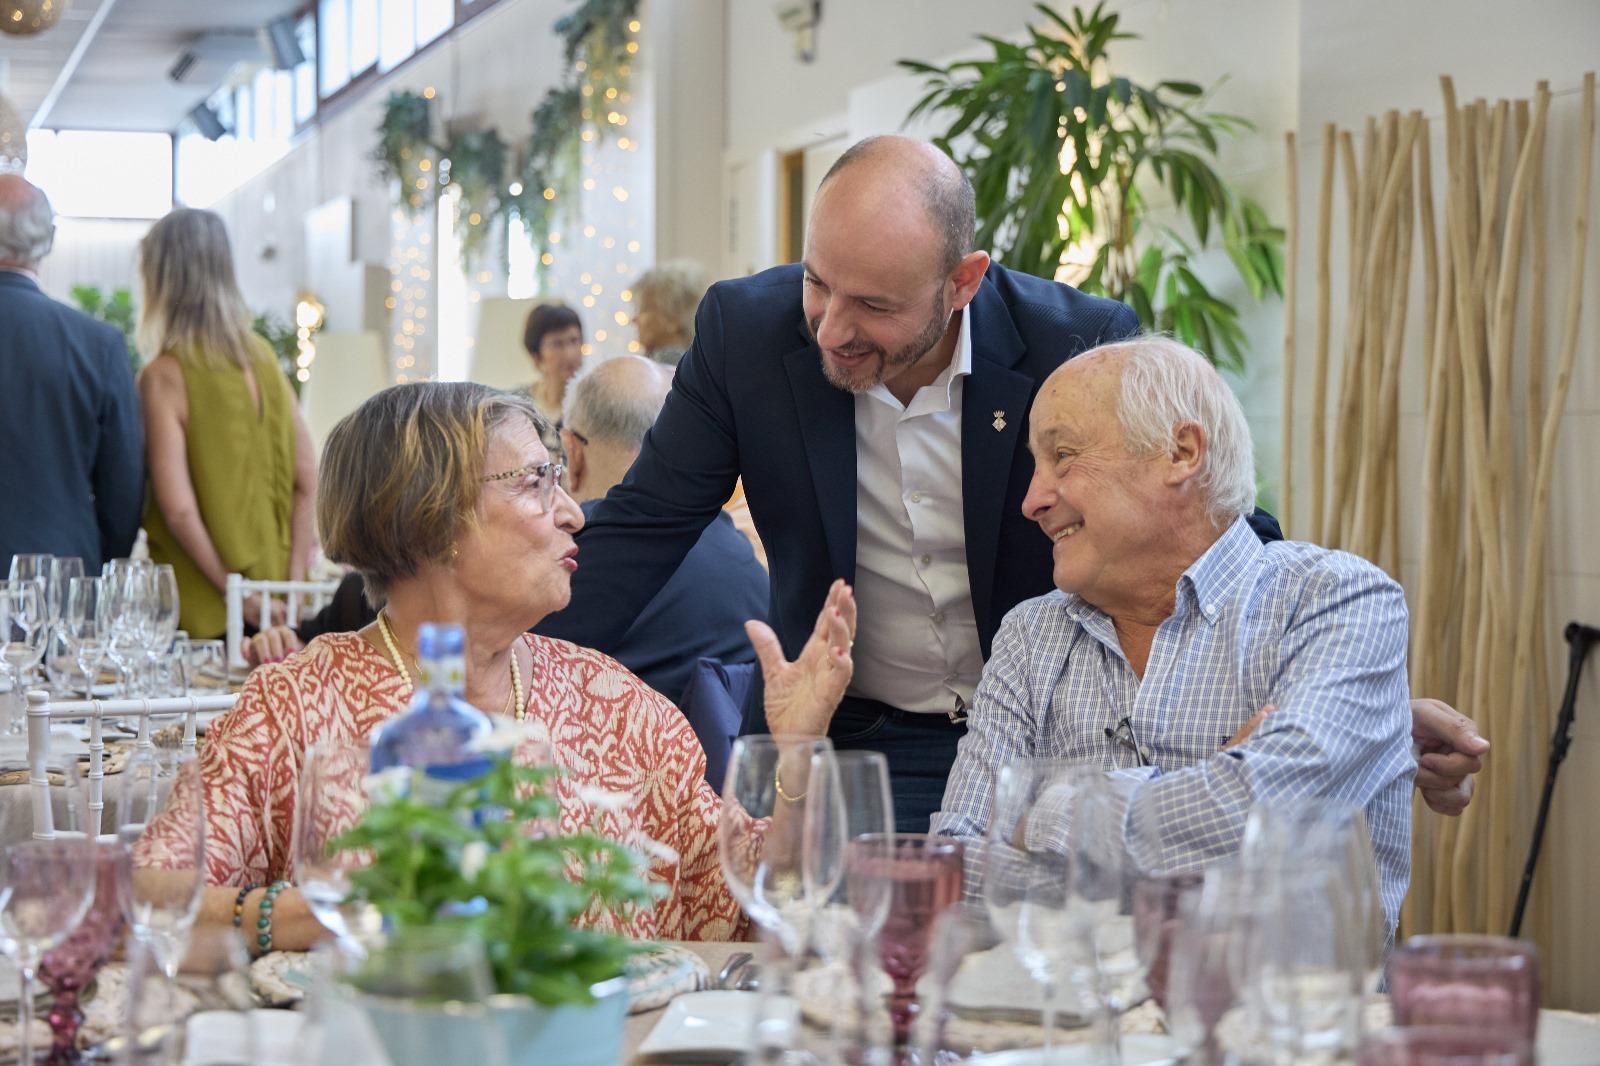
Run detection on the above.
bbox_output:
[1358,1025,1533,1065]
[38,842,128,1063]
[1387,935,1540,1042]
[847,833,965,1052]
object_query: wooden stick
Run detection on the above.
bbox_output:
[1417,112,1440,413]
[1525,81,1554,804]
[1282,131,1299,537]
[1311,124,1338,544]
[1505,69,1595,935]
[1329,118,1381,548]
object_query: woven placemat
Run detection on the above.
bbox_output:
[0,741,133,786]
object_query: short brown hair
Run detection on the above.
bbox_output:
[522,302,583,357]
[318,382,549,606]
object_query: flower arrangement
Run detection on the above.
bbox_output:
[334,746,661,1005]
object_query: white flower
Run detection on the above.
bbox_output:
[459,840,490,881]
[577,785,632,814]
[362,766,412,803]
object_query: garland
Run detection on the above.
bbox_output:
[370,0,639,267]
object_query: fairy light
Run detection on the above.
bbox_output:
[292,294,325,383]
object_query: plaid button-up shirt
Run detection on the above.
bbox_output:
[930,516,1415,931]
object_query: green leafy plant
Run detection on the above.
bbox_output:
[508,85,584,266]
[901,2,1283,370]
[251,312,303,397]
[70,284,140,373]
[373,90,436,214]
[335,751,660,1006]
[440,125,510,263]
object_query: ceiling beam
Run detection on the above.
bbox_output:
[30,0,123,130]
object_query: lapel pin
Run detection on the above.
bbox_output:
[992,410,1007,432]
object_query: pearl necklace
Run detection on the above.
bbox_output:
[377,610,525,721]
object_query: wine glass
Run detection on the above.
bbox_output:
[295,739,383,947]
[0,761,97,1066]
[61,576,110,699]
[1162,861,1252,1065]
[180,639,229,696]
[848,833,964,1053]
[44,557,82,627]
[140,565,181,696]
[981,759,1080,1060]
[104,562,152,697]
[798,750,894,1058]
[1,579,48,735]
[38,835,129,1060]
[7,554,52,597]
[117,748,207,980]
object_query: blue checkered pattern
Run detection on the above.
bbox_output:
[930,516,1416,932]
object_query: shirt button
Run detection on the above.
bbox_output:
[911,491,923,503]
[920,554,932,566]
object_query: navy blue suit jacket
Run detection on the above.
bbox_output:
[0,271,143,571]
[578,500,768,706]
[543,261,1145,664]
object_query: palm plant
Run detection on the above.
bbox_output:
[900,2,1283,370]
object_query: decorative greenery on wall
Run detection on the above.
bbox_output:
[252,312,305,397]
[900,2,1284,370]
[370,0,639,269]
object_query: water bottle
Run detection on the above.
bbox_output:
[369,623,493,802]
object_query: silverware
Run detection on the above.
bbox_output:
[714,951,753,990]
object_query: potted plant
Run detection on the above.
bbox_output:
[331,740,663,1066]
[900,1,1284,371]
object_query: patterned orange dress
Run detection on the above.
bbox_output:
[138,632,744,941]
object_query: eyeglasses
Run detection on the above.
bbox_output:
[1104,714,1152,767]
[481,461,567,513]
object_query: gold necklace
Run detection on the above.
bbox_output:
[377,610,525,721]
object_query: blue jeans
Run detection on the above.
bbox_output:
[827,696,967,834]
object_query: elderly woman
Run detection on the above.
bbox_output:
[137,382,852,948]
[520,302,585,424]
[632,260,707,368]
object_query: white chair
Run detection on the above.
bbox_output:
[25,688,237,839]
[224,574,342,671]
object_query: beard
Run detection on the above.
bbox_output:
[810,290,950,394]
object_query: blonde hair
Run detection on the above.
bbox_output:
[318,382,549,606]
[633,260,707,349]
[138,208,258,370]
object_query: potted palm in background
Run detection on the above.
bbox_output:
[901,2,1284,372]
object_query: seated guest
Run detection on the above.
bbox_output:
[520,302,585,424]
[137,382,853,947]
[929,336,1415,931]
[559,355,769,704]
[0,174,143,571]
[244,357,770,709]
[632,260,707,368]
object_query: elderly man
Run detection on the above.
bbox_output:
[932,336,1415,926]
[544,134,1483,830]
[0,174,143,570]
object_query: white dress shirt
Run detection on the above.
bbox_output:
[848,307,985,715]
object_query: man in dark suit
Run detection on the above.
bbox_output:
[0,174,143,572]
[541,136,1485,829]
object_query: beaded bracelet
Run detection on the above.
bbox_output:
[254,880,291,955]
[231,883,261,930]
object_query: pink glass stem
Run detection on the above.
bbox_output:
[38,846,128,1064]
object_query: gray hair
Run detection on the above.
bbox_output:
[1104,335,1256,523]
[562,355,670,451]
[0,178,55,265]
[633,260,707,350]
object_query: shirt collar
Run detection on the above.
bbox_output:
[1055,512,1261,628]
[1178,514,1262,624]
[863,305,972,413]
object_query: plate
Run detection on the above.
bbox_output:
[635,989,769,1060]
[969,1034,1177,1064]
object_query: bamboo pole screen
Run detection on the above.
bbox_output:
[1283,73,1595,942]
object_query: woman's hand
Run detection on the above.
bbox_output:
[747,579,855,736]
[244,625,303,666]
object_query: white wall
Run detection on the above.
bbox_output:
[723,0,1600,1008]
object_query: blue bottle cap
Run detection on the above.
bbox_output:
[416,622,465,659]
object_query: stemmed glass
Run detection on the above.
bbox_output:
[0,761,98,1066]
[139,565,181,696]
[295,739,384,947]
[7,554,52,597]
[1162,861,1254,1064]
[42,558,85,695]
[981,760,1081,1060]
[116,749,208,980]
[104,561,151,697]
[718,735,838,1061]
[38,835,129,1060]
[180,639,229,696]
[1,579,48,735]
[61,577,110,699]
[801,750,895,1058]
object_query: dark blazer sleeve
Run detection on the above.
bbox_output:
[295,571,375,643]
[91,328,144,563]
[536,286,742,651]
